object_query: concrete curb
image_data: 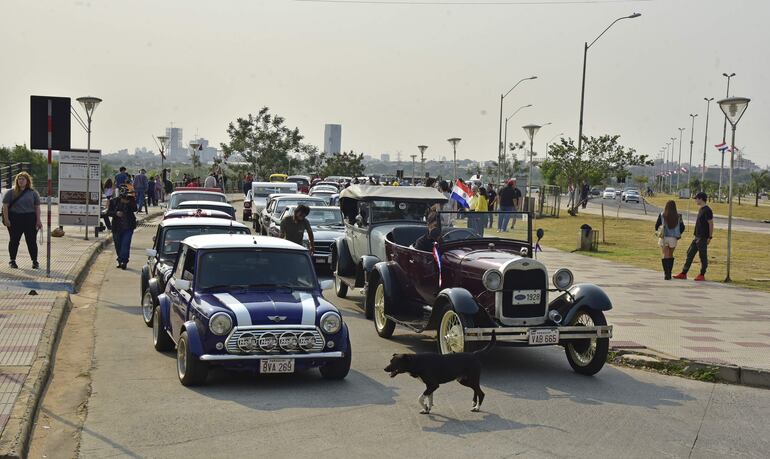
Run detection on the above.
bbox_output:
[610,345,770,389]
[0,293,70,459]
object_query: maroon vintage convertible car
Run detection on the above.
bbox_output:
[366,211,613,375]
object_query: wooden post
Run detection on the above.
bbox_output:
[601,201,606,243]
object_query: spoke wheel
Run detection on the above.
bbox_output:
[564,309,609,376]
[438,308,473,355]
[141,289,155,327]
[373,281,395,338]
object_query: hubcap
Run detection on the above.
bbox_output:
[142,291,154,322]
[568,312,597,366]
[439,311,464,354]
[374,284,386,330]
[177,338,187,378]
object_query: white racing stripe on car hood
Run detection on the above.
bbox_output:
[213,293,252,326]
[300,293,316,326]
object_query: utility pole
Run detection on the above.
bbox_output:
[701,98,713,188]
[687,114,697,193]
[718,72,735,201]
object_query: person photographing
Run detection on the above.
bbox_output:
[2,172,42,269]
[280,204,314,254]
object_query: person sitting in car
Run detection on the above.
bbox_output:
[414,211,441,252]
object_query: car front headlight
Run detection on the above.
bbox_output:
[320,312,342,334]
[552,268,574,290]
[209,312,233,336]
[482,270,503,291]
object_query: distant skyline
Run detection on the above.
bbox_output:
[1,0,768,168]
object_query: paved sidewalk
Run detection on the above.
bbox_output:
[539,246,770,372]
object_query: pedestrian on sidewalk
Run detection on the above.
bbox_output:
[133,169,148,214]
[674,192,713,281]
[147,176,157,207]
[2,172,42,269]
[106,185,137,269]
[580,181,590,209]
[654,200,685,280]
[114,166,129,187]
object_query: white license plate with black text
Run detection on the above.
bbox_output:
[529,329,559,345]
[260,359,295,374]
[512,289,541,305]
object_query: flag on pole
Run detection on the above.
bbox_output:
[432,243,443,288]
[450,180,473,208]
[715,142,729,152]
[680,167,688,173]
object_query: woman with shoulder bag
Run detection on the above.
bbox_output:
[2,172,43,269]
[654,200,685,280]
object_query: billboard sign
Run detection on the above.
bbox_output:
[58,150,101,226]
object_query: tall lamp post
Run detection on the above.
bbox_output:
[522,124,541,212]
[545,132,564,159]
[410,154,417,186]
[503,104,532,179]
[76,96,102,241]
[718,96,750,283]
[189,141,201,181]
[418,145,428,181]
[447,138,461,181]
[676,127,685,191]
[687,114,697,192]
[701,98,714,187]
[669,137,677,193]
[156,135,169,201]
[718,72,736,201]
[577,13,641,156]
[497,77,537,185]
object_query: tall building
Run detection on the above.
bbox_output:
[381,153,391,162]
[165,126,184,162]
[324,124,342,155]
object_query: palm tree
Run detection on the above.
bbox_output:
[750,170,769,207]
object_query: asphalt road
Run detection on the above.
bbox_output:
[32,205,770,458]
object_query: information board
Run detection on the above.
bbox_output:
[58,150,101,226]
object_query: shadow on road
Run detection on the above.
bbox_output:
[421,412,565,437]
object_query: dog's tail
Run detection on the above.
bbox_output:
[474,330,496,355]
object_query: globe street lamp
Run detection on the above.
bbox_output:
[503,104,532,179]
[677,127,685,191]
[718,96,750,282]
[701,97,714,187]
[447,138,461,181]
[577,12,641,157]
[497,77,537,185]
[418,145,428,181]
[718,73,735,201]
[687,114,697,193]
[76,96,102,241]
[410,154,418,186]
[522,124,541,211]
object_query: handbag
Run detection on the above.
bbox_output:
[3,189,30,226]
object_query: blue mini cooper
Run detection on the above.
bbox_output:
[153,234,351,386]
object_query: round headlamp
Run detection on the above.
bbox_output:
[552,268,574,290]
[482,270,503,291]
[209,312,233,336]
[320,312,342,334]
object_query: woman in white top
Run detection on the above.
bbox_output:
[654,200,685,280]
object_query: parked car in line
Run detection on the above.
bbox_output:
[152,234,351,386]
[140,218,250,327]
[312,181,342,191]
[269,205,345,266]
[602,188,617,199]
[309,186,340,205]
[324,176,352,184]
[367,211,613,374]
[621,189,641,203]
[163,209,233,221]
[589,187,602,197]
[258,194,326,235]
[245,182,298,225]
[166,188,227,210]
[176,201,236,219]
[333,185,447,318]
[287,175,311,194]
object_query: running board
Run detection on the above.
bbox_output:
[386,314,428,333]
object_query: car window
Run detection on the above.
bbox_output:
[173,246,187,279]
[197,250,316,290]
[160,226,249,256]
[274,199,324,216]
[182,248,196,281]
[306,209,343,226]
[369,200,430,223]
[169,193,226,208]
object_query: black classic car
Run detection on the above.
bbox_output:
[140,217,250,327]
[268,205,345,266]
[332,185,447,318]
[366,211,613,375]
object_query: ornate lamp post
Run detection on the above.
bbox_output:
[677,127,685,191]
[418,145,428,181]
[76,96,102,240]
[718,96,750,282]
[522,124,541,211]
[447,138,461,181]
[718,73,736,201]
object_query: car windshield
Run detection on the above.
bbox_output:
[178,203,232,214]
[403,210,532,247]
[369,200,431,222]
[169,193,226,208]
[274,199,325,215]
[305,209,343,226]
[161,227,248,256]
[197,250,315,290]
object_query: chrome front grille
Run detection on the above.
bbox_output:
[314,241,333,255]
[225,326,325,354]
[499,268,547,321]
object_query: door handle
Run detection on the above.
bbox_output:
[408,259,415,264]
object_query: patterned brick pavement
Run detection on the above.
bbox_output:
[539,246,770,370]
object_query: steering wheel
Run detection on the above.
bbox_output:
[441,228,478,243]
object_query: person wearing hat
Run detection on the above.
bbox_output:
[106,185,137,269]
[673,192,713,281]
[133,168,148,214]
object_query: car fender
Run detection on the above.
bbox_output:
[368,262,400,315]
[333,237,355,277]
[435,288,479,316]
[557,283,612,325]
[157,294,171,330]
[147,278,162,303]
[181,320,205,357]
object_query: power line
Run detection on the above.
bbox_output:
[296,0,650,5]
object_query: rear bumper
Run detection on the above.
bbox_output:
[464,325,612,342]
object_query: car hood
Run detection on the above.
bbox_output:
[455,250,524,271]
[312,227,345,240]
[198,290,321,327]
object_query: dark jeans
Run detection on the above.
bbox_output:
[113,229,134,264]
[498,205,514,231]
[7,212,38,262]
[682,237,708,275]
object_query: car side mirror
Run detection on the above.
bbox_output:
[145,248,157,257]
[536,228,544,241]
[174,279,191,291]
[319,279,334,290]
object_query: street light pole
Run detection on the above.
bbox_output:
[718,96,750,283]
[718,72,735,201]
[701,98,714,188]
[545,132,563,160]
[410,154,417,186]
[522,124,541,212]
[497,77,536,186]
[156,135,169,201]
[418,145,428,181]
[677,127,685,191]
[76,96,102,241]
[687,114,697,192]
[577,13,641,157]
[503,104,532,180]
[447,138,461,181]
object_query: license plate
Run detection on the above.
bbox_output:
[529,328,559,345]
[315,256,327,264]
[512,289,541,305]
[260,359,295,374]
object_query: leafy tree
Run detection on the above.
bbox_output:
[220,107,303,181]
[749,170,769,207]
[0,145,58,191]
[320,151,365,178]
[300,145,325,177]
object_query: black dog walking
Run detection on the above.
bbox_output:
[384,332,496,414]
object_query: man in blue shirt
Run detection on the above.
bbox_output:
[133,169,148,213]
[115,167,129,187]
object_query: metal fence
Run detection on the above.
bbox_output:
[536,184,561,218]
[0,162,31,190]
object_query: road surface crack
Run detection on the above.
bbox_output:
[688,383,715,458]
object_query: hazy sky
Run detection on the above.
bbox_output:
[2,0,768,167]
